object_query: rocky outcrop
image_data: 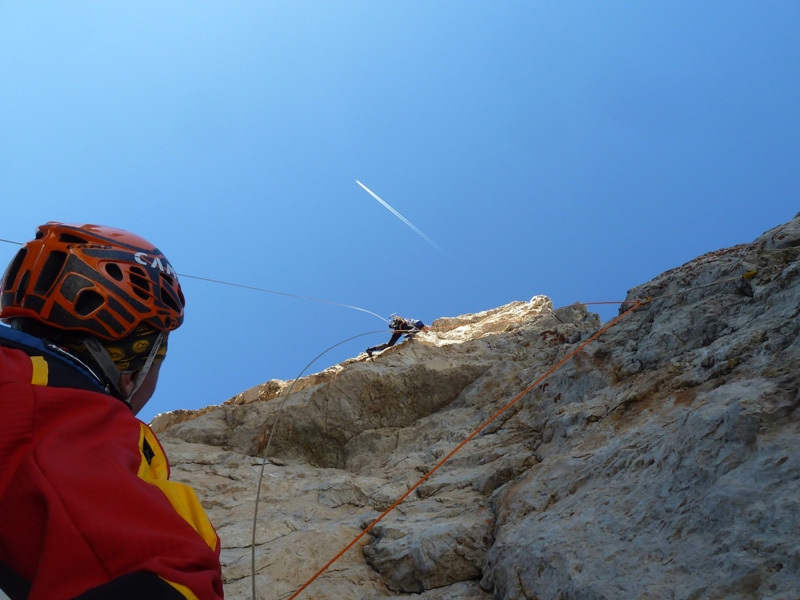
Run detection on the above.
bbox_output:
[153,215,800,599]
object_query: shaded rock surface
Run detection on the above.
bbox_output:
[153,215,800,599]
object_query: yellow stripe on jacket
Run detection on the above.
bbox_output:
[30,356,49,386]
[136,423,219,552]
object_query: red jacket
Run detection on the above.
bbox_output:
[0,327,224,600]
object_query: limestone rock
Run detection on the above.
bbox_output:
[153,214,800,599]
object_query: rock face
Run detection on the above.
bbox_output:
[152,215,800,600]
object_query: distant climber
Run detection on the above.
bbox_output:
[366,314,428,357]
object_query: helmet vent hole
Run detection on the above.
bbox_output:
[105,263,124,282]
[161,288,180,311]
[2,248,27,292]
[58,233,89,244]
[15,270,30,304]
[130,273,150,300]
[34,251,67,295]
[74,289,104,316]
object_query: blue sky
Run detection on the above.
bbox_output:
[1,2,798,423]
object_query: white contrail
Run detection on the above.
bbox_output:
[355,180,446,255]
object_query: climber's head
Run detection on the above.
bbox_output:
[1,222,186,412]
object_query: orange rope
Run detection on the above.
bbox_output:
[285,298,646,599]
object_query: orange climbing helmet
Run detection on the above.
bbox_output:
[1,222,185,340]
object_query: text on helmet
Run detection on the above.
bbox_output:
[134,252,177,277]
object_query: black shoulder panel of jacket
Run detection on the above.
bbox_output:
[72,571,187,600]
[0,325,108,394]
[0,561,31,600]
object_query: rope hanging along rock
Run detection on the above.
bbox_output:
[283,298,648,600]
[281,269,761,598]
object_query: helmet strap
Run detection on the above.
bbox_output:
[83,332,165,405]
[126,331,165,403]
[83,337,126,399]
